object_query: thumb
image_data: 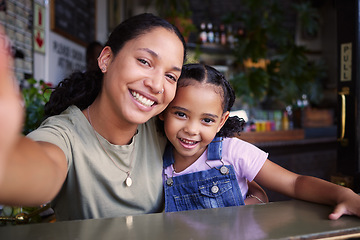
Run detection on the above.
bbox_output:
[329,204,347,220]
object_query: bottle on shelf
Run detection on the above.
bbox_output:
[207,22,214,44]
[282,111,289,131]
[214,24,220,44]
[220,24,227,46]
[199,22,207,44]
[227,25,234,48]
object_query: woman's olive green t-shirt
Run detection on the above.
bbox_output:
[28,106,167,221]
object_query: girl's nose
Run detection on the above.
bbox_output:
[184,121,199,135]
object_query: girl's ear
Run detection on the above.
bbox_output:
[217,111,230,132]
[158,112,165,121]
[98,46,112,72]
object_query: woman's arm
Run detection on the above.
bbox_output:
[0,138,68,206]
[0,27,67,206]
[245,180,268,205]
[255,159,360,220]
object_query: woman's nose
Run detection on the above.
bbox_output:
[144,69,165,94]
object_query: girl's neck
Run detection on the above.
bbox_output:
[84,101,138,146]
[172,147,207,172]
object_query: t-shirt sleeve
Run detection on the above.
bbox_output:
[27,117,73,169]
[224,137,268,182]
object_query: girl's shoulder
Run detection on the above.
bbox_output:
[222,137,267,158]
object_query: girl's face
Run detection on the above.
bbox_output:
[160,81,229,162]
[98,27,184,125]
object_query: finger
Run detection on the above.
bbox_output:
[0,25,16,95]
[328,205,347,220]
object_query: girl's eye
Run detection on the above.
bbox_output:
[203,118,215,124]
[174,111,186,118]
[166,74,177,82]
[138,58,150,66]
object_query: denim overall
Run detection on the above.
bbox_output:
[163,137,244,212]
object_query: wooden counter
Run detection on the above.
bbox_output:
[238,129,305,144]
[0,200,359,240]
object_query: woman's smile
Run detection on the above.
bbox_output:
[130,90,156,107]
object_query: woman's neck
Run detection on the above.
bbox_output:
[84,102,138,146]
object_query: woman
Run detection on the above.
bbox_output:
[0,13,186,221]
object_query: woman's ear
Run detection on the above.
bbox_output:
[97,46,112,73]
[217,111,230,132]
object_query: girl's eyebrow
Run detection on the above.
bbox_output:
[171,106,189,112]
[202,113,219,119]
[138,48,182,72]
[172,106,219,119]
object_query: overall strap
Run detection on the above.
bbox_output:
[207,137,223,161]
[163,143,174,168]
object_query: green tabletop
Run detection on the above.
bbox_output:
[0,200,360,240]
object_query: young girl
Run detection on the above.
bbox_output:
[0,13,186,221]
[159,63,360,220]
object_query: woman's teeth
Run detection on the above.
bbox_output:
[131,91,155,107]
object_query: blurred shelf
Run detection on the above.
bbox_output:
[238,129,305,144]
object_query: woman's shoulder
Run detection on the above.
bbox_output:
[28,105,87,138]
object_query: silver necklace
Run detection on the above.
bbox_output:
[87,106,134,187]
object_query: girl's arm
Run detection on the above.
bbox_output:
[245,180,268,205]
[255,159,360,220]
[0,27,67,206]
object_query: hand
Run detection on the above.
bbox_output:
[328,190,360,220]
[0,26,24,177]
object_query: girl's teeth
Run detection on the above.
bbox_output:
[181,139,196,145]
[131,91,155,107]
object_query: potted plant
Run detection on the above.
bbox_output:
[147,0,196,42]
[228,0,326,111]
[21,78,52,135]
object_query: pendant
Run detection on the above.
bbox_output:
[219,166,229,175]
[125,176,132,187]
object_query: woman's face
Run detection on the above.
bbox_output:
[98,27,184,125]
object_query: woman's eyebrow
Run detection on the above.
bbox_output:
[138,48,182,72]
[138,48,158,58]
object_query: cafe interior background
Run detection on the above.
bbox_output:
[1,0,359,224]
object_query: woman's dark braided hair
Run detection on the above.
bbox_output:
[177,64,245,138]
[44,13,187,118]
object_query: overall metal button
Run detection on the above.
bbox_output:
[166,177,174,186]
[211,185,219,194]
[220,166,229,175]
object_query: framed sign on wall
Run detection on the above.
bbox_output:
[50,0,96,46]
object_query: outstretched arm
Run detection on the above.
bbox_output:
[245,180,268,205]
[0,27,67,206]
[255,159,360,220]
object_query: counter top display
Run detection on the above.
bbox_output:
[0,200,359,240]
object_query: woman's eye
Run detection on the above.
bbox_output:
[165,74,177,82]
[138,58,150,66]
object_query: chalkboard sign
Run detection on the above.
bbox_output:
[51,0,96,46]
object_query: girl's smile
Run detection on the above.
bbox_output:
[160,82,229,168]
